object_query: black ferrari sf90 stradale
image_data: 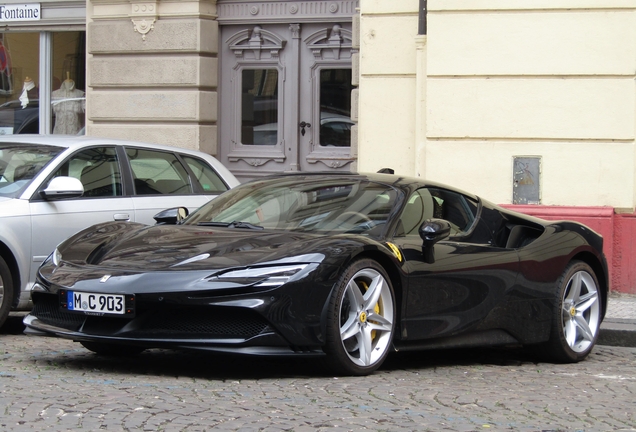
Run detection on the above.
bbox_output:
[24,172,608,376]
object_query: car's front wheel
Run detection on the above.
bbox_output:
[543,260,602,362]
[80,341,146,356]
[0,256,14,328]
[324,259,395,375]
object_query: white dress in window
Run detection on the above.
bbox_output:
[52,80,85,135]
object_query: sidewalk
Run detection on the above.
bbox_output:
[598,292,636,348]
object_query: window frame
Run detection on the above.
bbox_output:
[397,187,481,240]
[32,145,122,201]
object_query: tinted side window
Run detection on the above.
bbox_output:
[181,155,228,194]
[428,188,477,236]
[397,188,477,237]
[52,147,122,197]
[125,148,192,195]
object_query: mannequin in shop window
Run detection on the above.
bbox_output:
[52,72,85,134]
[19,77,38,109]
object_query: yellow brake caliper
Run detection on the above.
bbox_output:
[359,280,381,340]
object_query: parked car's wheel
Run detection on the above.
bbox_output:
[80,341,145,356]
[324,259,395,375]
[0,256,13,328]
[544,260,601,362]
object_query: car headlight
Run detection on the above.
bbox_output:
[212,264,315,288]
[51,248,62,266]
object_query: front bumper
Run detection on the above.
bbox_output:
[23,290,327,356]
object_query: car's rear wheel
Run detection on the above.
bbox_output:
[324,259,395,375]
[543,260,601,362]
[80,341,146,356]
[0,256,14,328]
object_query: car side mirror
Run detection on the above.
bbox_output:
[40,176,84,200]
[419,218,451,264]
[153,207,189,225]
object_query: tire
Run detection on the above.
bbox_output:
[324,259,395,376]
[0,256,14,329]
[542,260,602,363]
[80,341,146,356]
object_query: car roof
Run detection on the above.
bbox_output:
[0,134,208,157]
[247,171,480,200]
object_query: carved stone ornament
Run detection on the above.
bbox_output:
[306,157,354,169]
[228,155,286,166]
[216,1,358,24]
[130,2,157,41]
[227,26,286,60]
[132,18,155,41]
[305,24,352,60]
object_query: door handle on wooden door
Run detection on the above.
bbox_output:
[299,121,311,136]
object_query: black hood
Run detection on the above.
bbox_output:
[58,222,359,271]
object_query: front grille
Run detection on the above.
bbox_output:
[30,294,86,330]
[126,307,270,339]
[30,293,270,340]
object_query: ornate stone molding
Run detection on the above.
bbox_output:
[130,1,157,41]
[227,26,287,59]
[228,154,287,165]
[305,24,352,60]
[217,1,359,24]
[306,154,354,169]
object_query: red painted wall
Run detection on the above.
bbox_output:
[502,205,635,294]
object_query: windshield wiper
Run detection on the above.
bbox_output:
[197,221,264,230]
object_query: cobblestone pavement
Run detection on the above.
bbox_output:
[1,315,635,432]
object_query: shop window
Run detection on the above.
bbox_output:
[0,32,40,134]
[51,32,86,135]
[0,31,85,135]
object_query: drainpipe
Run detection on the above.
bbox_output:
[418,0,427,35]
[415,0,427,177]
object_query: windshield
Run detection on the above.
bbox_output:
[186,176,402,236]
[0,143,64,198]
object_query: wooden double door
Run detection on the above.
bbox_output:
[219,22,355,182]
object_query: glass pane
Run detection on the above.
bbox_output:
[182,155,229,194]
[0,32,40,134]
[241,69,278,146]
[187,177,399,236]
[51,147,121,197]
[0,143,62,198]
[51,32,86,135]
[319,69,352,147]
[126,148,192,195]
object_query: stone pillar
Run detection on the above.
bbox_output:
[86,0,219,155]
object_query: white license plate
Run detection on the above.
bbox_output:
[66,291,126,315]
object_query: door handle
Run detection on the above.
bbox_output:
[299,121,311,136]
[114,213,130,221]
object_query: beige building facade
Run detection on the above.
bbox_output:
[357,0,636,294]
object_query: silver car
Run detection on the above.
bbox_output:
[0,135,239,327]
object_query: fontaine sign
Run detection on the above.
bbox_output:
[0,3,41,21]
